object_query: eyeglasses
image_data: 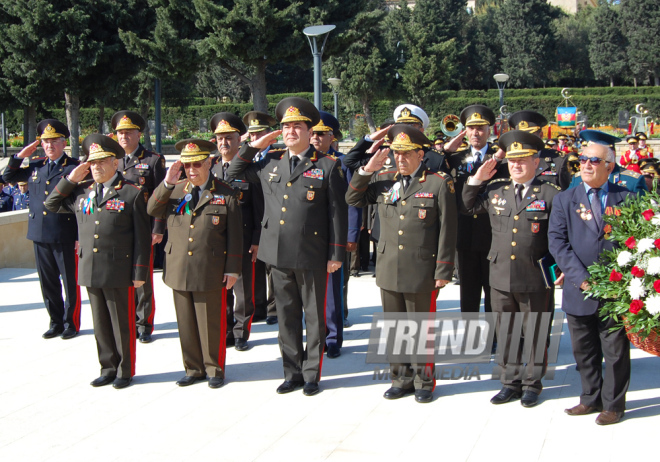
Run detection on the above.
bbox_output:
[182,162,204,169]
[578,155,610,165]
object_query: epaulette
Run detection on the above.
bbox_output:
[215,177,236,192]
[377,170,395,177]
[539,180,562,191]
[81,180,95,189]
[574,172,581,178]
[432,171,451,181]
[621,169,641,178]
[487,178,510,186]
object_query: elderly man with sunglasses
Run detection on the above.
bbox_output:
[549,130,634,425]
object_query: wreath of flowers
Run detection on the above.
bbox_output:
[586,187,660,340]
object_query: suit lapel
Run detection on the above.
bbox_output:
[195,178,216,210]
[98,176,121,207]
[288,146,316,183]
[402,168,425,200]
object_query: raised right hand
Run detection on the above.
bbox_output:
[363,148,391,173]
[68,162,90,183]
[16,140,40,159]
[165,160,182,185]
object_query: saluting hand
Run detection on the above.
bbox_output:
[68,162,90,184]
[363,147,390,173]
[165,160,182,185]
[250,130,282,151]
[473,158,498,182]
[369,125,391,142]
[15,139,40,159]
[366,138,386,154]
[442,130,467,153]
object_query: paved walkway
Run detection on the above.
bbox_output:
[1,267,659,461]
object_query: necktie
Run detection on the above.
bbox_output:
[290,155,300,173]
[474,152,482,168]
[223,162,229,180]
[190,186,200,210]
[590,188,602,224]
[402,175,411,192]
[515,184,523,208]
[48,161,55,175]
[96,183,104,207]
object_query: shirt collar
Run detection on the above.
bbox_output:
[102,173,119,190]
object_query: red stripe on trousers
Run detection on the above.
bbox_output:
[317,272,330,380]
[218,287,228,371]
[128,286,136,377]
[147,245,156,330]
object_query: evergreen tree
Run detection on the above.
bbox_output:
[462,2,503,89]
[588,2,628,87]
[554,6,595,87]
[620,0,660,86]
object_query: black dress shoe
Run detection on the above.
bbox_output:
[226,337,235,347]
[415,390,433,403]
[112,377,132,389]
[139,332,153,344]
[266,316,278,325]
[61,328,78,340]
[90,375,116,387]
[490,387,522,404]
[208,377,225,389]
[235,339,249,351]
[383,387,415,400]
[176,375,205,387]
[43,326,64,339]
[326,344,341,358]
[521,390,540,408]
[276,380,304,394]
[303,382,319,396]
[252,314,267,323]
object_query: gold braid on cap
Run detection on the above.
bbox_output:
[86,142,117,161]
[281,106,311,123]
[250,119,261,127]
[313,120,333,132]
[506,141,537,159]
[214,119,238,134]
[390,132,422,151]
[115,115,141,130]
[40,123,65,139]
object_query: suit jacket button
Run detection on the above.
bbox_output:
[44,191,49,195]
[93,248,98,253]
[95,220,100,225]
[473,215,478,219]
[193,212,196,216]
[280,220,285,225]
[188,251,193,256]
[123,171,127,175]
[46,181,50,185]
[189,237,193,242]
[401,200,406,205]
[94,234,99,239]
[398,245,404,250]
[286,182,292,187]
[398,230,403,235]
[512,228,518,233]
[283,195,289,199]
[43,211,47,215]
[400,215,404,220]
[190,224,195,229]
[510,255,516,260]
[511,242,517,246]
[514,215,519,220]
[282,207,286,212]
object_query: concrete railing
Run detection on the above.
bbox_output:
[0,210,35,269]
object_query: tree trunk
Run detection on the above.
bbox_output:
[250,60,269,112]
[24,104,37,145]
[140,100,152,150]
[610,76,614,87]
[362,99,376,133]
[98,104,105,134]
[65,92,80,159]
[633,77,637,88]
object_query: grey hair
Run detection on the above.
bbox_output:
[606,148,616,163]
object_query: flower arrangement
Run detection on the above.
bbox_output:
[586,187,660,349]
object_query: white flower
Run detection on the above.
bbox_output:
[629,278,647,299]
[617,251,633,267]
[651,199,659,209]
[652,215,660,226]
[648,257,660,276]
[646,295,660,316]
[638,238,655,253]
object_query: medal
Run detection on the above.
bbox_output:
[184,193,192,202]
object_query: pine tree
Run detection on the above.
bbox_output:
[588,2,628,87]
[620,0,660,85]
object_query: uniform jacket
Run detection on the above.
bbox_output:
[147,177,243,292]
[462,177,561,293]
[0,186,14,212]
[343,136,448,174]
[11,190,29,210]
[620,149,651,171]
[117,145,167,234]
[212,161,264,248]
[227,143,347,271]
[3,154,79,243]
[535,148,571,190]
[569,165,647,194]
[346,166,457,293]
[548,183,633,316]
[44,175,151,288]
[446,143,507,252]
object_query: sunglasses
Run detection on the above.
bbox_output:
[182,162,204,169]
[578,155,609,165]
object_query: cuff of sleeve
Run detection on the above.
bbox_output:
[358,167,374,176]
[467,176,483,186]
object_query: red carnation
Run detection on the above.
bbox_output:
[604,224,612,234]
[631,266,645,278]
[609,269,623,282]
[629,300,644,315]
[654,280,660,293]
[642,209,655,221]
[655,239,660,250]
[625,236,637,249]
[614,208,622,216]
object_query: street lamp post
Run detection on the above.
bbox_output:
[154,78,162,154]
[493,73,510,135]
[327,78,342,119]
[303,25,336,111]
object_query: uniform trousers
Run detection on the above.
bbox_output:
[87,286,136,379]
[135,245,156,335]
[226,251,255,341]
[566,312,630,412]
[491,288,552,394]
[325,269,344,348]
[271,267,327,383]
[380,288,439,392]
[253,259,275,318]
[34,241,81,331]
[457,249,491,313]
[173,288,227,379]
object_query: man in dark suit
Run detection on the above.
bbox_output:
[45,134,151,389]
[113,111,167,344]
[210,112,264,352]
[227,97,348,396]
[549,130,633,425]
[461,130,562,408]
[346,125,457,403]
[2,119,81,339]
[148,139,243,389]
[243,110,279,325]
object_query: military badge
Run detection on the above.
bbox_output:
[531,223,540,233]
[303,168,324,180]
[238,191,244,200]
[211,195,226,205]
[136,163,150,170]
[106,199,125,211]
[212,216,220,225]
[307,191,315,201]
[526,200,546,211]
[414,192,434,198]
[447,179,455,194]
[418,209,427,219]
[139,177,145,185]
[384,182,401,204]
[576,203,592,221]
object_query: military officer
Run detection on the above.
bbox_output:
[210,112,264,351]
[636,131,654,157]
[346,125,458,403]
[148,139,242,388]
[444,105,507,314]
[508,110,571,190]
[12,181,30,210]
[2,119,81,339]
[620,136,648,172]
[557,135,571,154]
[0,181,13,212]
[45,134,151,389]
[461,130,562,408]
[112,111,167,344]
[242,111,279,325]
[227,97,348,396]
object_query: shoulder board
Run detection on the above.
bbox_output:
[79,179,94,189]
[621,170,641,178]
[487,178,510,186]
[118,180,142,191]
[214,178,235,191]
[426,148,443,156]
[538,180,562,191]
[574,172,581,178]
[432,171,451,180]
[377,170,395,177]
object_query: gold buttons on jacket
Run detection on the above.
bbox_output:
[192,212,196,217]
[473,215,478,219]
[283,195,289,200]
[286,182,292,187]
[514,215,519,221]
[188,251,193,256]
[188,238,193,242]
[44,191,49,195]
[190,224,195,229]
[398,230,403,235]
[400,215,405,220]
[280,220,285,225]
[93,248,98,253]
[510,255,516,260]
[511,242,517,247]
[43,211,47,215]
[123,171,127,175]
[94,234,99,239]
[282,207,286,212]
[401,200,406,206]
[95,220,100,225]
[398,245,404,250]
[45,180,50,185]
[512,228,518,233]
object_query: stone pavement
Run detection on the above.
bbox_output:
[0,266,659,462]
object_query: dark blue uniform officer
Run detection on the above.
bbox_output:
[12,181,30,210]
[2,119,81,339]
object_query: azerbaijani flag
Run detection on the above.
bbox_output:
[556,107,577,128]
